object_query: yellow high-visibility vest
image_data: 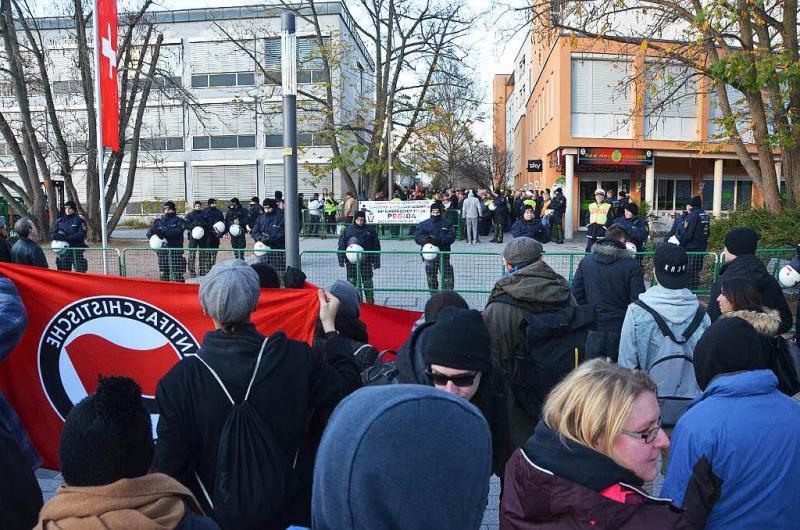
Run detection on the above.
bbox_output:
[589,202,611,225]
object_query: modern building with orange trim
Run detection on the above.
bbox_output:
[493,30,785,240]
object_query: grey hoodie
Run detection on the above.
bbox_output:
[618,284,711,371]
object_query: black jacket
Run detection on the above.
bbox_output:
[492,196,508,223]
[511,219,545,242]
[0,237,12,263]
[337,222,381,268]
[248,203,263,228]
[203,207,225,241]
[252,211,286,248]
[153,324,360,529]
[550,194,566,219]
[678,208,710,251]
[10,238,48,268]
[571,238,646,331]
[708,254,793,333]
[147,213,186,248]
[50,213,87,247]
[225,207,249,243]
[615,216,649,251]
[414,216,455,251]
[0,428,42,530]
[186,210,208,244]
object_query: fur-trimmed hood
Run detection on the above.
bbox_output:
[721,308,782,336]
[590,238,632,263]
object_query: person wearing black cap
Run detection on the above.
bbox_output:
[225,197,248,260]
[614,202,649,252]
[662,316,800,529]
[146,201,187,282]
[511,204,546,242]
[252,198,287,278]
[247,196,262,231]
[185,200,208,278]
[414,202,456,292]
[49,200,88,272]
[677,195,710,290]
[549,188,566,244]
[337,210,381,303]
[707,227,793,332]
[38,377,217,529]
[201,198,225,275]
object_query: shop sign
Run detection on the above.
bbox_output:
[578,147,654,166]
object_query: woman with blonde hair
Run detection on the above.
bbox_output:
[501,359,698,529]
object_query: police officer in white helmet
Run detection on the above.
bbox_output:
[337,210,381,303]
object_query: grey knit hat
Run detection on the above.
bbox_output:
[199,259,260,324]
[503,237,543,267]
[329,279,360,321]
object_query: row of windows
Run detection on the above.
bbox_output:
[191,72,255,88]
[191,133,331,151]
[653,177,753,212]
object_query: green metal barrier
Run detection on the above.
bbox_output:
[41,247,123,276]
[121,247,286,282]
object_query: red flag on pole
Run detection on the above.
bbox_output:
[96,0,119,152]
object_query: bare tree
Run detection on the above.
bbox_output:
[456,138,511,191]
[526,0,798,212]
[0,0,194,240]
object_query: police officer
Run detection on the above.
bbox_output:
[511,205,546,242]
[677,195,710,290]
[252,198,286,277]
[414,202,456,292]
[322,189,338,234]
[665,207,689,241]
[50,200,88,272]
[614,203,649,252]
[226,198,248,260]
[550,188,567,244]
[586,189,612,252]
[611,191,630,221]
[146,201,186,282]
[247,196,262,231]
[185,200,208,278]
[201,198,225,275]
[338,210,381,303]
[489,190,507,243]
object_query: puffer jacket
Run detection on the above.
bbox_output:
[618,285,711,371]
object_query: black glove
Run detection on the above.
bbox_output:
[284,266,307,289]
[156,230,164,238]
[54,230,67,241]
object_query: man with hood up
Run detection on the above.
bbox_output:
[414,202,456,292]
[311,385,492,530]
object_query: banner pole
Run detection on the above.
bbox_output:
[92,0,109,275]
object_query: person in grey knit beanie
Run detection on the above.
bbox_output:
[199,259,260,325]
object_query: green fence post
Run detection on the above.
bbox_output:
[438,251,445,292]
[355,253,364,301]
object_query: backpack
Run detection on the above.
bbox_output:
[192,338,295,530]
[633,300,706,428]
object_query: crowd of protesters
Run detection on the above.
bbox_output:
[2,187,800,529]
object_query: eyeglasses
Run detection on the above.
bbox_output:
[425,370,477,388]
[622,418,662,444]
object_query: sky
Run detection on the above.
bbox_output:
[152,0,528,144]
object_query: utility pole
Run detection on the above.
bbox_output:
[281,12,299,268]
[387,110,393,197]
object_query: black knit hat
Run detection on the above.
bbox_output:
[64,200,77,209]
[251,261,280,288]
[163,201,176,211]
[193,200,202,206]
[689,196,702,208]
[354,210,366,222]
[724,227,759,256]
[430,202,444,214]
[207,198,217,205]
[59,377,154,487]
[654,243,689,290]
[694,316,769,390]
[419,307,492,373]
[263,198,278,209]
[624,202,639,216]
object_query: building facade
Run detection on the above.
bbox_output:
[0,2,373,217]
[493,31,784,239]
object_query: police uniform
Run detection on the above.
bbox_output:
[550,191,566,243]
[490,195,507,243]
[185,202,208,277]
[146,201,186,282]
[338,211,381,303]
[252,199,286,278]
[323,194,338,234]
[50,201,88,272]
[247,198,262,231]
[678,197,710,290]
[226,199,249,260]
[201,199,225,274]
[586,195,612,252]
[414,203,456,292]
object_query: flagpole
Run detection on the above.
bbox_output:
[92,0,110,275]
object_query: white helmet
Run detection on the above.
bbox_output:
[488,203,497,211]
[149,234,166,249]
[253,241,271,256]
[625,241,638,256]
[667,235,680,245]
[346,243,364,264]
[779,264,800,288]
[51,240,69,255]
[421,243,440,261]
[229,224,242,237]
[213,221,225,235]
[594,189,606,197]
[191,226,205,240]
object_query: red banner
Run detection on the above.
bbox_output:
[97,0,119,152]
[0,263,419,468]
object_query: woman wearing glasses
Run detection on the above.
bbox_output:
[501,359,696,529]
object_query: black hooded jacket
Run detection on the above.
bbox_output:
[707,254,793,333]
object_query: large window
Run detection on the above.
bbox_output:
[265,36,330,85]
[702,179,752,210]
[655,178,692,211]
[644,64,698,141]
[193,135,255,150]
[140,137,184,151]
[571,57,632,138]
[191,72,254,88]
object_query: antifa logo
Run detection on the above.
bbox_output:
[38,296,199,421]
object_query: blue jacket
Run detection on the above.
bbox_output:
[203,207,225,241]
[614,216,649,251]
[225,207,249,243]
[251,211,285,248]
[511,219,545,241]
[50,213,87,247]
[414,216,455,251]
[338,223,381,268]
[248,203,263,228]
[677,208,709,251]
[662,370,800,530]
[147,214,186,248]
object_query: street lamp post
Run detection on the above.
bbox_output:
[281,12,299,269]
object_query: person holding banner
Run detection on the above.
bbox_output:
[338,210,381,303]
[415,203,456,293]
[50,201,88,273]
[146,201,187,283]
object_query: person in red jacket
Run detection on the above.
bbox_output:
[501,359,701,529]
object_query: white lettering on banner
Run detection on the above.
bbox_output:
[359,200,435,225]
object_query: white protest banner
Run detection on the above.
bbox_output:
[360,200,435,224]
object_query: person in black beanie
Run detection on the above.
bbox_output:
[39,376,217,529]
[707,227,793,332]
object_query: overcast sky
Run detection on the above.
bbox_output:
[154,0,527,144]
